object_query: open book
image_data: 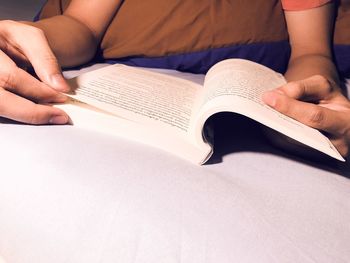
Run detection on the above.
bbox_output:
[56,59,345,164]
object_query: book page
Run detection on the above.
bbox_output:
[68,65,201,133]
[203,59,286,106]
[193,59,344,161]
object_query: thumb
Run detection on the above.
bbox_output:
[26,46,70,93]
[45,71,70,93]
[274,75,332,101]
[30,62,70,92]
[5,22,70,92]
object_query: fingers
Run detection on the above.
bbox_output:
[0,88,69,125]
[0,42,29,68]
[262,90,347,134]
[275,75,332,101]
[1,20,70,92]
[0,37,68,125]
[329,136,349,157]
[0,50,66,103]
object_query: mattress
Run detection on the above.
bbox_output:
[0,2,350,263]
[0,64,349,263]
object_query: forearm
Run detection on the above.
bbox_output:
[283,3,340,88]
[285,53,340,87]
[25,15,98,68]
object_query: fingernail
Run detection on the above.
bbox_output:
[275,89,285,95]
[67,116,73,125]
[49,115,69,125]
[50,74,70,92]
[55,93,68,102]
[262,91,277,107]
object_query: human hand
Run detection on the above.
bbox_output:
[262,75,350,158]
[0,20,70,124]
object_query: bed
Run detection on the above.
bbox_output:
[0,2,349,263]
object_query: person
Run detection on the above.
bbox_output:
[0,0,349,157]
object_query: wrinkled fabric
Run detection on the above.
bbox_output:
[38,0,350,76]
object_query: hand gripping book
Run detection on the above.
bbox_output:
[56,59,345,164]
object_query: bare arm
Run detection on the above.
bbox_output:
[263,3,350,158]
[27,0,122,67]
[283,3,339,85]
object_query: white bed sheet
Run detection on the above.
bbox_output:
[0,64,349,263]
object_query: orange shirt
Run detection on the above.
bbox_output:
[281,0,332,11]
[39,0,349,76]
[39,0,339,62]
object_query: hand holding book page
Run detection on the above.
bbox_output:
[194,59,344,161]
[57,59,344,164]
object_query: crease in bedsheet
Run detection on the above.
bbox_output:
[193,167,347,263]
[176,172,209,263]
[62,173,135,263]
[231,177,349,263]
